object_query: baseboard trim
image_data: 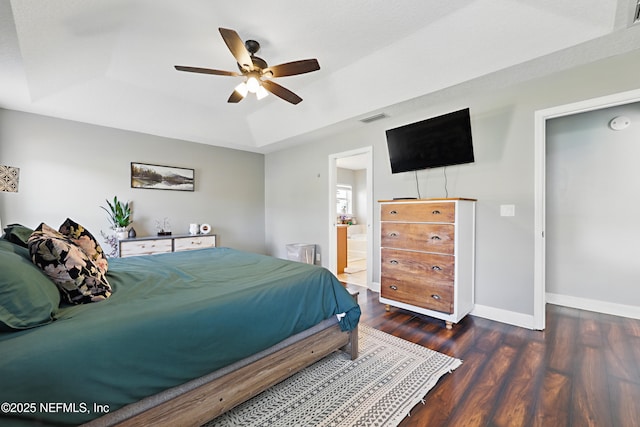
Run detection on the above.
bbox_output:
[368,286,539,329]
[365,291,638,329]
[370,281,380,293]
[367,287,639,326]
[546,293,640,320]
[471,304,538,330]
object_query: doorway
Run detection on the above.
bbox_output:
[533,88,640,330]
[328,147,373,289]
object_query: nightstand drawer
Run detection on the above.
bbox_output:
[173,235,216,252]
[381,223,454,254]
[119,239,172,257]
[381,202,455,223]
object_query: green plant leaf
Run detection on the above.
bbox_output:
[100,196,132,228]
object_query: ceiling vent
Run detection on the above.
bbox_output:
[359,113,388,123]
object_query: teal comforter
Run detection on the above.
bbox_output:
[0,248,360,426]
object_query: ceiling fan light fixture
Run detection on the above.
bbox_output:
[234,82,248,98]
[256,85,269,100]
[246,76,260,93]
[175,28,320,105]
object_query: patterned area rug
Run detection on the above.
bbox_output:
[205,324,461,427]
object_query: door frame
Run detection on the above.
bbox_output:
[328,147,373,288]
[533,87,640,330]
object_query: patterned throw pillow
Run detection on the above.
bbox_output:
[58,218,108,274]
[28,223,112,304]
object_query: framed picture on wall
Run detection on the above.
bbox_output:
[131,162,195,191]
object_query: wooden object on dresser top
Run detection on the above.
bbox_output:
[119,234,217,258]
[378,198,476,329]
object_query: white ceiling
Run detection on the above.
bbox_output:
[0,0,637,153]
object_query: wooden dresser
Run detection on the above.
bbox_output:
[119,234,217,258]
[379,198,476,329]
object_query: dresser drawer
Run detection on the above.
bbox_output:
[381,202,455,223]
[173,235,216,252]
[119,239,172,257]
[381,223,454,254]
[380,277,453,313]
[381,248,454,284]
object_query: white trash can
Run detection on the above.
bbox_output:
[286,243,316,264]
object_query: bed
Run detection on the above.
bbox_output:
[0,223,360,426]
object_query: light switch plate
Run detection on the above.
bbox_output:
[500,204,516,217]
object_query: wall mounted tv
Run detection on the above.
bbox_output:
[386,108,474,174]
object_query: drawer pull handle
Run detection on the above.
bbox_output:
[389,260,399,265]
[389,210,398,215]
[432,210,441,215]
[431,294,442,300]
[431,265,442,271]
[388,232,399,237]
[430,235,442,241]
[389,285,398,291]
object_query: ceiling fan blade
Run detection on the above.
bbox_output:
[227,89,245,103]
[261,80,303,105]
[263,59,320,78]
[175,65,240,77]
[219,27,253,71]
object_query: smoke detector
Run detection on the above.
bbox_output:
[609,116,631,131]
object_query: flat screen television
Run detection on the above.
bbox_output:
[386,108,474,174]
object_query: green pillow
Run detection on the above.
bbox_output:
[0,239,61,331]
[2,223,34,248]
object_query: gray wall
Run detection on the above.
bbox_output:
[353,169,367,227]
[546,102,640,306]
[264,49,640,318]
[0,109,266,254]
[336,167,366,226]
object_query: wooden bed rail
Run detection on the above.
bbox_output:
[88,324,357,427]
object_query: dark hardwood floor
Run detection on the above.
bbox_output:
[345,284,640,427]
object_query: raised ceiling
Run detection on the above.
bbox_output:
[0,0,637,153]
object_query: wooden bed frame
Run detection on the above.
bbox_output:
[84,322,358,427]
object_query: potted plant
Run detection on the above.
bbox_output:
[101,196,132,240]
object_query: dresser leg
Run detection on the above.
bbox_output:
[385,304,390,312]
[445,321,453,330]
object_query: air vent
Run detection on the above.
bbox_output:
[359,113,388,123]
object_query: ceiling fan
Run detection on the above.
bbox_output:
[175,28,320,105]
